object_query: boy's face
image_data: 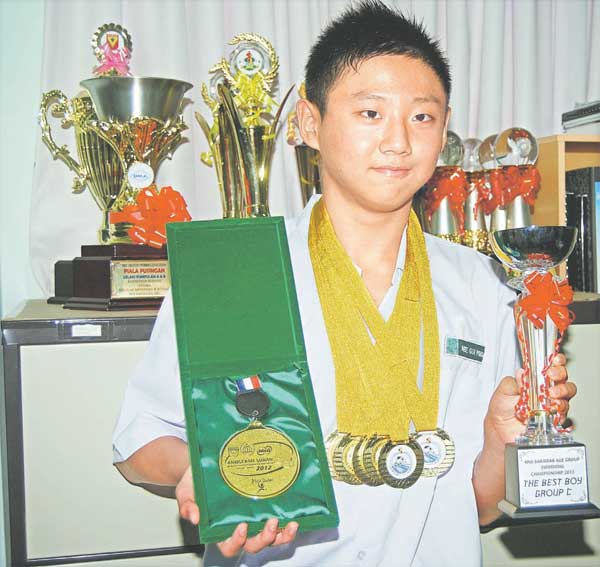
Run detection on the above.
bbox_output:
[298,54,449,214]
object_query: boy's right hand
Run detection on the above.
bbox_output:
[175,466,299,557]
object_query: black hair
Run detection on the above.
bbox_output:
[305,0,451,114]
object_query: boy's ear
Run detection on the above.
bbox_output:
[296,98,321,151]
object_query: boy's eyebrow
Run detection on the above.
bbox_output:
[413,95,444,105]
[350,92,444,105]
[350,91,385,100]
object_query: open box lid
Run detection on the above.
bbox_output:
[166,217,307,379]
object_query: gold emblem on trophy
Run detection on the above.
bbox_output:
[196,34,293,218]
[39,24,192,309]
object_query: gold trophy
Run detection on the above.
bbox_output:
[196,34,293,218]
[39,24,192,309]
[287,83,321,206]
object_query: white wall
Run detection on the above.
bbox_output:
[0,1,45,563]
[0,0,45,318]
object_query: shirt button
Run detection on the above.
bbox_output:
[357,551,366,560]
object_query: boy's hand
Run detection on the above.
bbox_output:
[175,466,299,557]
[217,518,299,558]
[485,353,575,446]
[175,466,199,524]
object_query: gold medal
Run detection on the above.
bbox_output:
[414,428,455,478]
[378,439,424,489]
[325,430,344,480]
[219,421,300,499]
[330,432,361,485]
[353,435,384,486]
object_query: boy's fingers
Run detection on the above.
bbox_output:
[243,518,279,554]
[549,382,577,400]
[217,523,248,558]
[273,522,299,546]
[547,365,568,383]
[179,501,200,525]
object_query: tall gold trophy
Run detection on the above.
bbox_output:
[40,24,192,309]
[195,34,292,218]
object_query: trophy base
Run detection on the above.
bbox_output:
[61,244,169,311]
[64,296,164,311]
[498,499,600,521]
[501,441,599,523]
[47,260,74,304]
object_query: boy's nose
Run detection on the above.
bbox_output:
[379,119,412,155]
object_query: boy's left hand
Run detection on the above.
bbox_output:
[484,353,576,446]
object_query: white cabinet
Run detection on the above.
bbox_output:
[1,301,202,566]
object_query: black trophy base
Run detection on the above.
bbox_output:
[499,499,600,522]
[54,244,168,311]
[47,260,74,304]
[64,296,164,311]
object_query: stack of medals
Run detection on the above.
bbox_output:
[325,428,454,488]
[309,199,456,489]
[219,375,301,498]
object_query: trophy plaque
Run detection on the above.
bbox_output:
[166,217,338,543]
[40,24,192,309]
[491,226,600,520]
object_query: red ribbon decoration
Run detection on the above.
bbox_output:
[110,185,192,248]
[424,166,468,233]
[502,165,541,206]
[517,272,574,332]
[517,164,541,207]
[467,171,493,218]
[488,168,505,209]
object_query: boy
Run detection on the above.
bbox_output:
[113,2,573,565]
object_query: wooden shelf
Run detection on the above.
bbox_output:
[532,134,600,227]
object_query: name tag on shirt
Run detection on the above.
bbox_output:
[445,337,485,363]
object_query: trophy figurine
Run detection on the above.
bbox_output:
[491,226,600,520]
[39,24,192,309]
[196,34,293,218]
[494,128,541,229]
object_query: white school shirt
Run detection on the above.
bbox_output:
[113,196,519,567]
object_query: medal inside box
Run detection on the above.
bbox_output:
[167,217,339,543]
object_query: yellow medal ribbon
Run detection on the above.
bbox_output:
[308,199,440,440]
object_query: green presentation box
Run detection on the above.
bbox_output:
[167,217,338,544]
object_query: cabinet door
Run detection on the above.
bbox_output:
[20,341,201,563]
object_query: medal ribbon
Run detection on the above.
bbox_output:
[309,199,441,440]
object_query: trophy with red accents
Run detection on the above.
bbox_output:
[39,23,192,309]
[491,227,600,520]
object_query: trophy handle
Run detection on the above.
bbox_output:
[39,90,88,194]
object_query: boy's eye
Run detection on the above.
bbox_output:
[361,110,380,119]
[413,113,433,122]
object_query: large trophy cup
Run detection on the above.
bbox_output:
[491,227,600,520]
[40,24,192,309]
[195,34,292,218]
